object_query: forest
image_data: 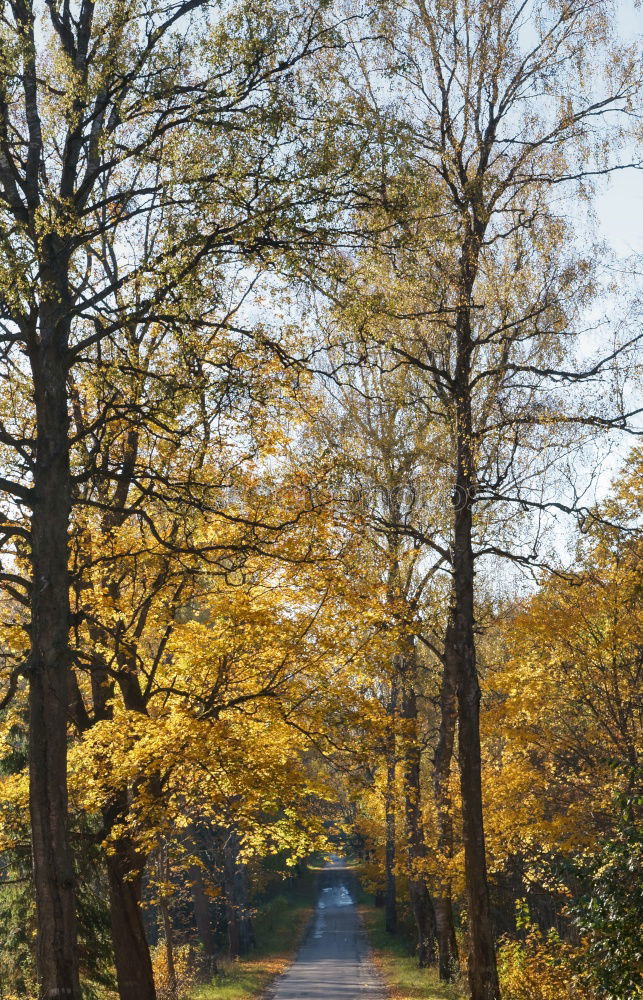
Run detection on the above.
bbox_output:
[0,1,640,999]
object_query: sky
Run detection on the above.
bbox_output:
[596,169,643,256]
[597,1,643,254]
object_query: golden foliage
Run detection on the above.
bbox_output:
[497,907,595,1000]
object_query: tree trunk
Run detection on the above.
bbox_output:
[400,669,437,968]
[28,309,81,1000]
[104,828,157,1000]
[189,859,218,976]
[455,625,499,1000]
[433,631,459,980]
[86,638,157,1000]
[450,292,500,998]
[223,830,254,959]
[160,892,177,999]
[385,680,397,934]
[106,856,157,1000]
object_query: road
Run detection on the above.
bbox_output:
[269,859,385,1000]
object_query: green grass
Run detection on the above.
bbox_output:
[193,873,317,1000]
[361,905,466,1000]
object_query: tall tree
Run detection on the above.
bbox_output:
[328,2,641,994]
[0,0,339,992]
[315,356,455,966]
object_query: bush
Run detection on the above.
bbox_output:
[497,903,596,1000]
[152,942,199,1000]
[572,789,643,1000]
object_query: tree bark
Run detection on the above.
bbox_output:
[190,862,218,976]
[160,890,178,1000]
[400,668,437,968]
[433,631,459,980]
[384,680,398,934]
[99,775,157,996]
[450,283,500,999]
[86,630,157,1000]
[103,801,157,1000]
[106,848,157,1000]
[223,830,254,959]
[28,287,81,1000]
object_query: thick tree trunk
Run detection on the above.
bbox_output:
[384,680,397,934]
[400,671,437,968]
[450,297,500,998]
[87,639,157,1000]
[103,798,156,1000]
[433,632,459,980]
[28,315,81,1000]
[106,854,157,1000]
[455,620,498,1000]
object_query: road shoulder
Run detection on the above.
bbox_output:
[360,905,466,1000]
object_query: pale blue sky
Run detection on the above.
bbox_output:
[596,1,643,254]
[596,170,643,255]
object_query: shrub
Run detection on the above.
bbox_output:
[572,789,643,1000]
[497,903,596,1000]
[152,942,199,1000]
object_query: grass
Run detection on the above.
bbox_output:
[360,905,466,1000]
[193,872,317,1000]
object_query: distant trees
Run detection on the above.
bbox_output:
[314,356,451,967]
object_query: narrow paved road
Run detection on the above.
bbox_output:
[269,859,385,1000]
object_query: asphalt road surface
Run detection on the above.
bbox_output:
[269,859,385,1000]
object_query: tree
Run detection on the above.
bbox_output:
[325,2,641,994]
[313,354,459,969]
[478,448,642,996]
[483,447,642,873]
[71,343,358,990]
[0,0,341,992]
[573,788,643,1000]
